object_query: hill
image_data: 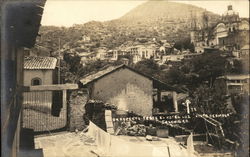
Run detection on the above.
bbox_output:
[109,0,220,41]
[120,0,218,23]
[34,0,221,56]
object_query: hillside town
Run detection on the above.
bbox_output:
[2,1,249,157]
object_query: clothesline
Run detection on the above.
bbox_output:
[112,113,233,123]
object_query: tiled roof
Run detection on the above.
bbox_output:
[24,56,57,70]
[79,64,183,93]
[225,74,250,80]
[241,45,249,50]
[80,65,124,85]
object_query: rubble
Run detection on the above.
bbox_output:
[118,121,147,136]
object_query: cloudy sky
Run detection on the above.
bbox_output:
[41,0,249,27]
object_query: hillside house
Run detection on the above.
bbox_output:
[79,65,183,116]
[23,56,58,115]
[23,56,58,86]
[79,52,96,64]
[159,42,173,55]
[162,55,184,62]
[239,45,250,59]
[223,74,250,95]
[95,47,108,60]
[129,44,158,63]
[232,45,249,59]
[106,50,118,61]
[81,35,91,42]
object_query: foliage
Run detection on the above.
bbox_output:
[60,53,84,83]
[61,54,124,83]
[191,80,229,114]
[164,68,185,85]
[133,59,160,77]
[190,53,227,87]
[173,37,195,52]
[222,94,249,153]
[227,59,249,74]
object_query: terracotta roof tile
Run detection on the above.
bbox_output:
[24,56,57,70]
[80,65,124,85]
[241,45,249,50]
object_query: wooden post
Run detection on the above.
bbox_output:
[167,146,171,157]
[206,133,208,144]
[172,91,178,112]
[63,89,67,109]
[62,90,67,120]
[58,38,61,84]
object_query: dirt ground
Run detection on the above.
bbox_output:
[35,132,98,157]
[35,132,199,157]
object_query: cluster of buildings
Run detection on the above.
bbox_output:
[190,5,249,55]
[223,74,250,95]
[76,40,199,65]
[190,5,250,96]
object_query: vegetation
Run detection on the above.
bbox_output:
[61,53,123,83]
[132,53,230,112]
[132,59,160,78]
[173,37,195,52]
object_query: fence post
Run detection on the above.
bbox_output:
[63,90,67,109]
[173,91,178,112]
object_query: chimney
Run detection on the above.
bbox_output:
[228,5,233,11]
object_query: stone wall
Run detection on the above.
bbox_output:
[68,90,88,131]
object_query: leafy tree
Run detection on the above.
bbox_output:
[190,53,227,88]
[227,59,243,74]
[173,37,194,52]
[164,68,185,85]
[61,53,84,83]
[133,59,160,77]
[191,80,228,114]
[63,53,82,73]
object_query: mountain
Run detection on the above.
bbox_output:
[109,0,220,41]
[35,0,221,55]
[119,0,219,24]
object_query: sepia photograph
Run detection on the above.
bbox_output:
[1,0,249,157]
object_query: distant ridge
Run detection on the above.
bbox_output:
[118,0,220,26]
[36,1,222,54]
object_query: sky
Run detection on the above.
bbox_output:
[41,0,249,27]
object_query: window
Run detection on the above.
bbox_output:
[31,78,42,86]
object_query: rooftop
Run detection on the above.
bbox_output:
[241,45,249,50]
[80,64,124,85]
[24,56,57,70]
[80,64,182,92]
[225,74,250,80]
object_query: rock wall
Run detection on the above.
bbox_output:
[68,90,88,131]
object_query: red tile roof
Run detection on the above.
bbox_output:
[24,56,57,70]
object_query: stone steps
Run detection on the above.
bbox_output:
[105,110,114,134]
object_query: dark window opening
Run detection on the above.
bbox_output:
[31,78,42,86]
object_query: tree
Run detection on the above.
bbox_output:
[61,53,84,83]
[173,37,194,52]
[191,79,228,114]
[232,58,250,74]
[164,68,185,85]
[190,53,227,88]
[133,59,160,77]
